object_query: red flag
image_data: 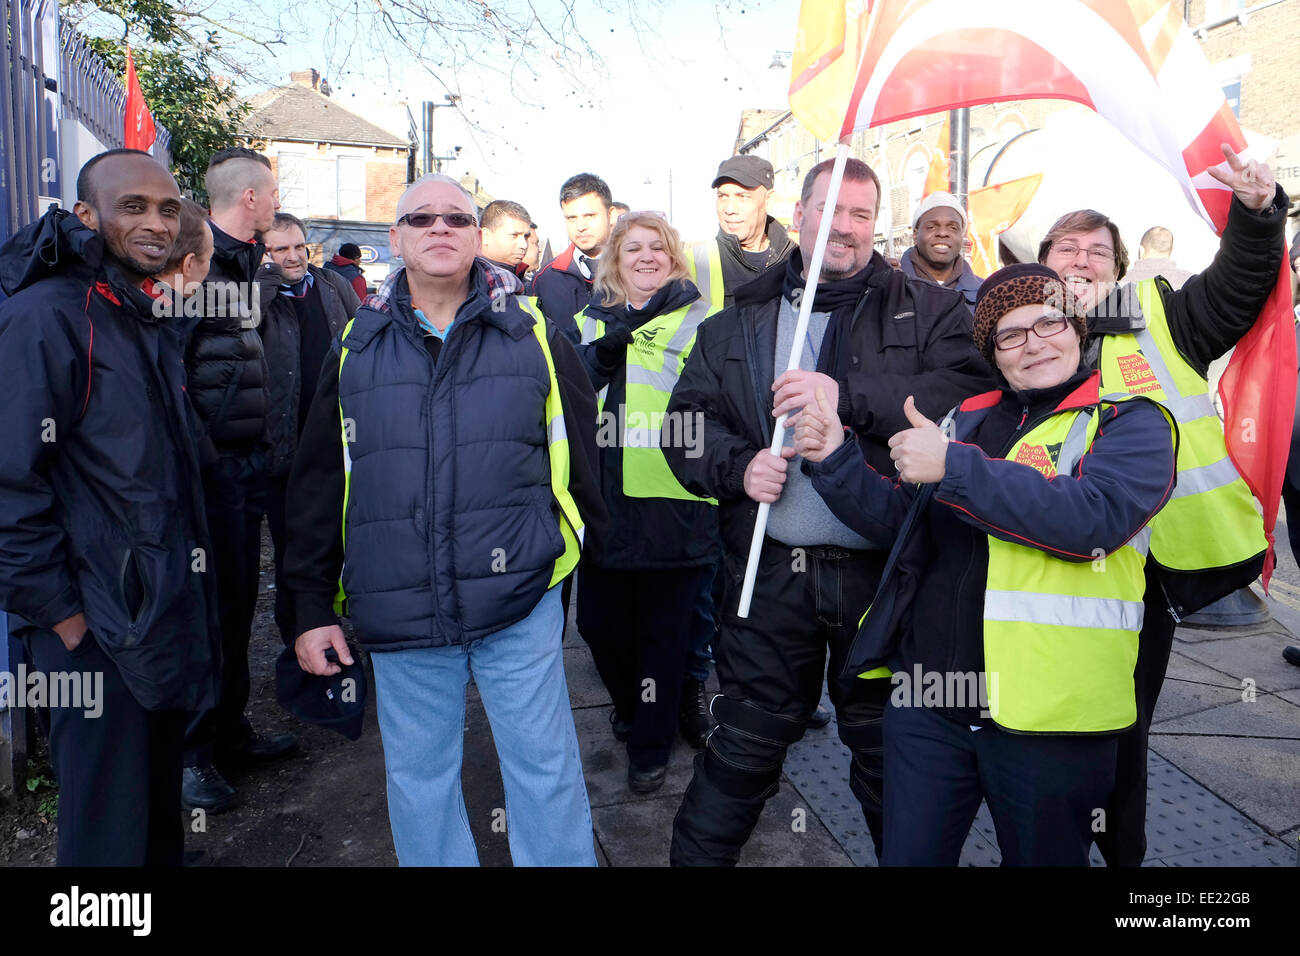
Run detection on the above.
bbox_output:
[790,0,1293,586]
[124,47,156,152]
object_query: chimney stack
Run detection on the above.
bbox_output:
[290,69,321,91]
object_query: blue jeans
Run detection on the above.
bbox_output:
[370,587,596,866]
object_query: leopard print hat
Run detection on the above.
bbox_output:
[972,263,1084,365]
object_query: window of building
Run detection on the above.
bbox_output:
[338,156,366,220]
[277,149,368,220]
[277,152,307,212]
[308,158,337,218]
[1222,79,1242,118]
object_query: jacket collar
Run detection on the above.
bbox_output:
[0,205,103,295]
[1085,282,1145,334]
[361,260,532,340]
[584,277,700,326]
[715,216,793,267]
[898,247,982,296]
[209,220,265,282]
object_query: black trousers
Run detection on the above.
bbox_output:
[577,562,713,770]
[263,471,297,645]
[184,452,266,765]
[670,538,889,866]
[883,703,1116,866]
[28,629,186,866]
[1096,561,1176,866]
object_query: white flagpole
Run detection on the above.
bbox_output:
[737,139,852,618]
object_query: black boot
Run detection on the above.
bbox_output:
[181,764,238,814]
[678,678,711,749]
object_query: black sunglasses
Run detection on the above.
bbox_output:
[397,211,478,229]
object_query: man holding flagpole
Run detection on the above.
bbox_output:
[1036,146,1287,866]
[663,157,992,865]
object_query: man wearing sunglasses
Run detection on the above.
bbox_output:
[281,173,606,866]
[1037,144,1287,868]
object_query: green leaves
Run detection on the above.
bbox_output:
[64,1,251,199]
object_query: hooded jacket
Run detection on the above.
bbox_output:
[0,208,219,711]
[185,221,270,464]
[283,261,606,649]
[324,253,368,299]
[664,251,995,562]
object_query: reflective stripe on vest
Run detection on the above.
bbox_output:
[983,394,1175,733]
[332,304,584,614]
[577,279,719,503]
[687,242,726,312]
[334,317,357,616]
[520,297,586,586]
[1097,280,1265,572]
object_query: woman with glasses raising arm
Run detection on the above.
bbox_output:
[1036,144,1286,867]
[792,264,1178,866]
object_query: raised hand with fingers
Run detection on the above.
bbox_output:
[887,395,950,484]
[743,446,797,504]
[1207,142,1277,212]
[792,387,845,463]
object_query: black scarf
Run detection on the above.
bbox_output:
[780,248,883,314]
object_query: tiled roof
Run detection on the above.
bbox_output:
[242,84,409,148]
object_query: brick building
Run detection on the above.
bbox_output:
[242,69,414,284]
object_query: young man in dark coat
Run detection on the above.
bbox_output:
[532,173,614,342]
[182,147,296,813]
[0,149,220,865]
[663,158,995,865]
[258,212,360,645]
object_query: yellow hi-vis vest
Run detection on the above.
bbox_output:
[1097,280,1266,573]
[331,301,584,615]
[575,280,719,503]
[687,242,726,312]
[984,392,1175,733]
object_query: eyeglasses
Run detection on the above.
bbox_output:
[993,314,1071,351]
[397,211,478,229]
[1051,242,1114,263]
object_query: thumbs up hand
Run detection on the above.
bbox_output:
[887,395,949,483]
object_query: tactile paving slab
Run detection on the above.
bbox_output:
[784,691,1292,867]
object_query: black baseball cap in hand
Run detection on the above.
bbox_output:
[276,644,367,741]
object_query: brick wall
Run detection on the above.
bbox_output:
[366,160,407,223]
[1187,0,1299,140]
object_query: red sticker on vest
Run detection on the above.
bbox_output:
[1013,443,1057,479]
[1116,352,1161,394]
